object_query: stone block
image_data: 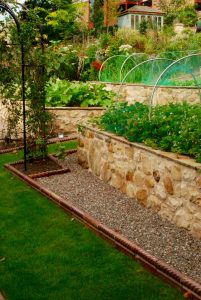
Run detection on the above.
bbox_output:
[136,189,148,206]
[133,171,144,186]
[190,222,201,240]
[173,207,193,229]
[77,148,89,169]
[196,175,201,189]
[155,185,166,200]
[163,176,174,195]
[171,165,182,181]
[166,196,183,210]
[147,195,161,212]
[126,183,135,198]
[100,162,112,182]
[110,173,124,190]
[153,170,160,182]
[144,177,155,188]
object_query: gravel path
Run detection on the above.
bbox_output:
[39,153,201,284]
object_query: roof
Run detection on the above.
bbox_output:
[121,5,165,15]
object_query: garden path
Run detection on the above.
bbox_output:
[39,153,201,285]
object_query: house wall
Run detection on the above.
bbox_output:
[118,14,131,28]
[118,13,164,30]
[78,125,201,240]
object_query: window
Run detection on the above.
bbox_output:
[158,17,162,29]
[131,15,134,29]
[135,15,139,30]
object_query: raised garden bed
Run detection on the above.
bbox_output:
[7,153,71,179]
[0,138,24,153]
[77,125,201,240]
[0,135,77,154]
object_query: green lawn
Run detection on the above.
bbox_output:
[0,142,184,300]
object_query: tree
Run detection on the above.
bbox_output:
[24,0,79,40]
[158,0,187,25]
[91,0,104,30]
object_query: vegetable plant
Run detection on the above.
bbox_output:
[45,79,116,107]
[100,102,201,162]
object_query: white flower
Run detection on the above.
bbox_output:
[119,44,132,53]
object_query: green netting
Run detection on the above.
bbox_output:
[153,54,201,87]
[121,58,173,85]
[119,53,148,82]
[149,54,201,118]
[99,53,148,83]
[99,55,127,83]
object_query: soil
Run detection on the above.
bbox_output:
[14,157,61,175]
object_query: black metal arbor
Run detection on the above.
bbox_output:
[0,0,27,170]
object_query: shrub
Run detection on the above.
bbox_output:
[45,79,115,107]
[100,102,201,162]
[178,6,197,27]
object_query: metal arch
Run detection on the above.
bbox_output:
[119,53,147,82]
[118,58,174,96]
[0,1,20,30]
[149,53,201,120]
[98,54,127,82]
[0,0,27,170]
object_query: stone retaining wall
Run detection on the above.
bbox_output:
[100,82,200,105]
[42,107,105,135]
[78,125,201,240]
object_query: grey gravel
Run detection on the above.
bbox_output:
[39,153,201,284]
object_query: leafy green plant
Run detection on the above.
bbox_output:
[178,6,197,27]
[100,102,201,162]
[45,79,115,107]
[55,142,66,160]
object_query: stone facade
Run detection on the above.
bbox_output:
[78,125,201,240]
[46,107,105,135]
[102,82,201,105]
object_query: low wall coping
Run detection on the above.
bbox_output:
[46,107,106,111]
[90,81,200,90]
[82,124,201,171]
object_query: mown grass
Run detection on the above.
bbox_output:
[0,142,184,300]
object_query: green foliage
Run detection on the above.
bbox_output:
[91,0,104,30]
[45,80,115,107]
[0,4,56,159]
[100,102,201,162]
[178,6,197,27]
[45,42,80,80]
[24,0,79,40]
[55,142,67,160]
[139,20,148,35]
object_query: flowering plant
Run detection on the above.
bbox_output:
[119,44,133,55]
